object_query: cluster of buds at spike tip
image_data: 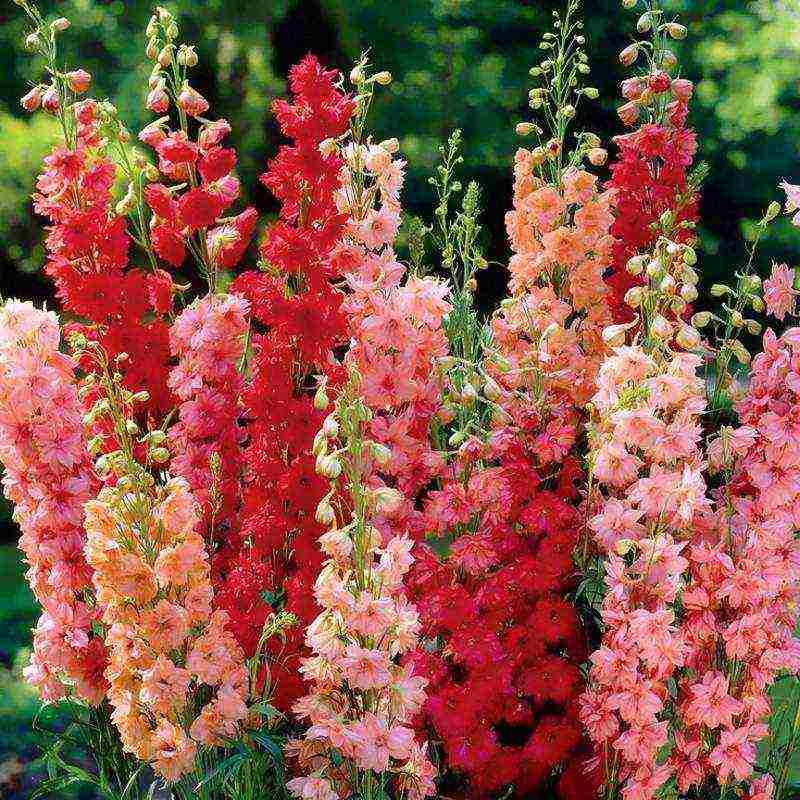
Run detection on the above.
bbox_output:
[616,234,704,348]
[144,6,208,117]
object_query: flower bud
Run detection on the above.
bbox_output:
[624,287,645,308]
[315,500,336,526]
[322,415,339,439]
[149,447,170,464]
[745,319,762,336]
[588,147,607,166]
[20,86,42,112]
[316,454,342,479]
[350,66,365,84]
[24,33,40,51]
[314,385,329,410]
[146,84,169,113]
[51,17,71,31]
[583,87,599,100]
[710,284,729,297]
[602,324,629,347]
[371,442,391,466]
[659,274,676,294]
[651,315,672,340]
[374,71,392,85]
[764,201,782,224]
[373,486,403,514]
[636,13,652,32]
[157,45,173,67]
[177,83,210,117]
[729,309,744,328]
[41,85,60,115]
[619,44,640,66]
[751,296,765,313]
[483,377,502,401]
[177,45,199,67]
[658,50,678,70]
[66,69,92,93]
[617,101,640,126]
[683,247,697,266]
[622,0,637,8]
[626,255,646,275]
[680,284,698,302]
[615,538,637,556]
[691,311,711,328]
[665,22,687,40]
[675,325,700,350]
[646,258,662,278]
[515,122,536,136]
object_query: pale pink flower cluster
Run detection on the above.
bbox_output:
[581,344,709,799]
[168,293,249,534]
[287,135,435,800]
[337,140,452,413]
[288,430,435,800]
[85,475,248,782]
[490,156,615,409]
[0,300,105,704]
[668,327,800,794]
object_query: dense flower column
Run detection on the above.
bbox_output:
[139,8,257,290]
[17,5,180,419]
[663,327,800,798]
[168,293,250,543]
[580,340,707,798]
[79,339,248,784]
[214,55,356,711]
[604,1,700,324]
[0,300,104,704]
[398,7,614,797]
[287,377,435,800]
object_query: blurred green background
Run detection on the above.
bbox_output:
[2,0,800,796]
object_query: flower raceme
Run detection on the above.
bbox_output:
[0,301,104,704]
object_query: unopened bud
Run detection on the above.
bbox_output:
[651,315,672,340]
[322,415,339,439]
[680,284,699,303]
[51,17,71,31]
[20,86,42,112]
[177,45,199,67]
[764,201,782,224]
[157,45,173,67]
[583,87,599,100]
[626,255,646,275]
[66,69,92,93]
[588,147,607,166]
[319,138,338,157]
[624,287,645,308]
[516,122,536,136]
[710,284,729,297]
[314,385,329,410]
[150,447,170,464]
[619,44,640,66]
[683,247,697,266]
[745,319,762,336]
[374,71,392,85]
[691,311,712,328]
[675,325,701,350]
[350,66,365,84]
[602,324,629,347]
[665,23,687,40]
[315,500,336,526]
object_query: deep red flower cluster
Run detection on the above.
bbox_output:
[213,56,356,710]
[35,101,174,416]
[404,437,591,799]
[605,79,700,322]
